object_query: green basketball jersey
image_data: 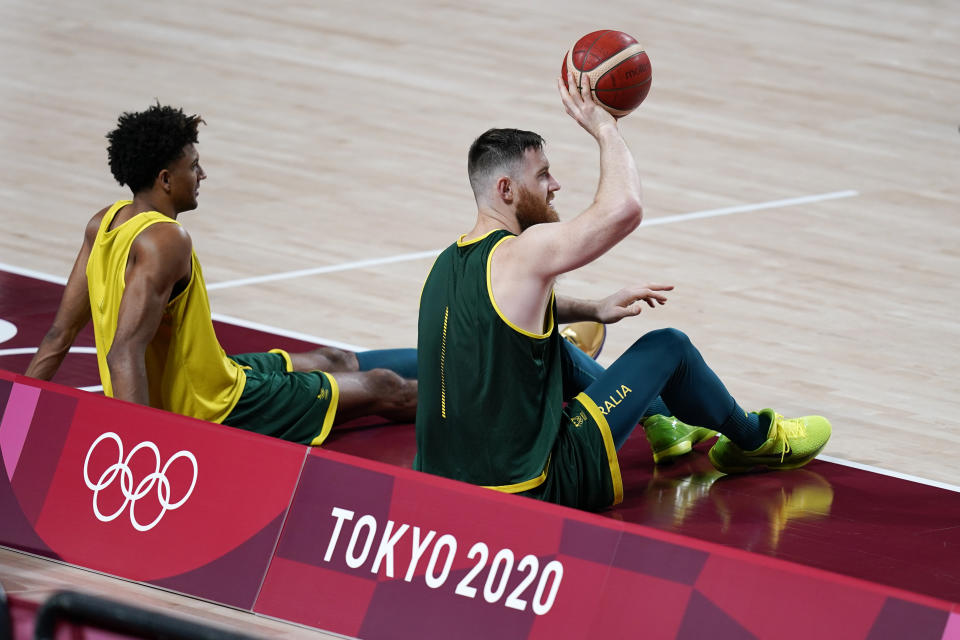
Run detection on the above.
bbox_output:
[415,229,563,492]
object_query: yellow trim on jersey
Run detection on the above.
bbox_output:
[457,229,502,247]
[418,251,443,306]
[440,306,448,419]
[309,372,340,446]
[269,348,294,372]
[575,392,624,506]
[483,454,551,493]
[485,236,555,339]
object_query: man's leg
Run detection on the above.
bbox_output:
[582,328,830,473]
[563,335,709,462]
[268,348,417,422]
[356,349,418,379]
[561,337,604,396]
[583,328,766,451]
[289,347,418,379]
[289,347,359,373]
[332,369,417,424]
[561,337,670,415]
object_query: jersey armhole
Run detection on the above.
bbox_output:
[485,236,555,339]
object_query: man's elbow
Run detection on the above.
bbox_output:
[105,350,120,375]
[105,344,132,374]
[611,198,643,234]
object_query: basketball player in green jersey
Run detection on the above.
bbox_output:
[415,74,832,510]
[26,104,416,445]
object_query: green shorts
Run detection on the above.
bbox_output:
[223,349,339,446]
[519,393,623,511]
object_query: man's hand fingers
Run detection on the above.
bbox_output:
[620,285,670,300]
[579,73,594,103]
[559,71,585,117]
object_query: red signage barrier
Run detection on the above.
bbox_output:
[254,448,959,640]
[2,369,958,639]
[0,372,305,609]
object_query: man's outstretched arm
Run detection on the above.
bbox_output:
[25,213,104,381]
[556,285,673,325]
[507,72,644,282]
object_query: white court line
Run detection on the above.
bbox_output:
[818,455,960,493]
[641,190,859,227]
[0,346,102,392]
[0,191,859,293]
[0,346,97,356]
[205,190,859,290]
[0,262,68,285]
[206,250,443,291]
[210,313,369,352]
[0,345,101,389]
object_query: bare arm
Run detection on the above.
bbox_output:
[556,285,674,325]
[500,73,644,282]
[490,74,644,334]
[106,223,192,406]
[25,213,104,381]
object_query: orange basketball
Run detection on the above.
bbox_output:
[561,30,652,117]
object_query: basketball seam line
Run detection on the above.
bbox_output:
[593,47,648,75]
[575,44,649,96]
[576,29,609,91]
[587,48,651,109]
[594,49,653,93]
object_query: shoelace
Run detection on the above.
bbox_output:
[770,415,807,462]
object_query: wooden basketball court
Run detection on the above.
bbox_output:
[1,0,957,637]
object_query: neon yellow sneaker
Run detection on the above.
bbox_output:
[560,321,606,359]
[708,409,831,474]
[643,415,717,464]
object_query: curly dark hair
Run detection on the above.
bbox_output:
[106,103,205,193]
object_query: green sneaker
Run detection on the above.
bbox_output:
[643,415,717,464]
[708,409,832,474]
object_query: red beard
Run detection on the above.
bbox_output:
[516,186,559,231]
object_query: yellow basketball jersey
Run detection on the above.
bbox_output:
[86,200,246,423]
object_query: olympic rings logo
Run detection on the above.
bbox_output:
[82,432,198,532]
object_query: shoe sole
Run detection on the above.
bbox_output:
[708,442,828,474]
[652,440,693,464]
[652,430,718,464]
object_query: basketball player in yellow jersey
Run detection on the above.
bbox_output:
[26,104,416,445]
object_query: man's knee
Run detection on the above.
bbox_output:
[364,368,416,401]
[631,328,691,352]
[320,347,357,370]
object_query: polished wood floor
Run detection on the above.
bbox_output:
[1,0,957,636]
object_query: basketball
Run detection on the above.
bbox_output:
[561,30,652,117]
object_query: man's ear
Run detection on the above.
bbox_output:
[158,169,172,193]
[496,175,514,204]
